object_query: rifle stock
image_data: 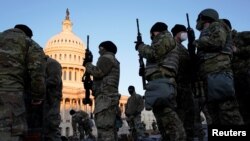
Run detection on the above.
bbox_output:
[135,19,146,90]
[82,35,93,106]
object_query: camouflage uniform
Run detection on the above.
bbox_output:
[138,28,186,141]
[125,90,144,139]
[86,50,120,141]
[72,110,94,140]
[43,56,62,141]
[175,42,195,141]
[232,31,250,126]
[0,27,46,140]
[196,13,244,126]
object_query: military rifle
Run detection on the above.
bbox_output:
[135,19,146,90]
[82,35,93,106]
[186,13,196,58]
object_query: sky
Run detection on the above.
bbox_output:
[1,0,250,96]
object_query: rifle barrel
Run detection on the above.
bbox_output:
[186,13,190,29]
[87,35,89,50]
[136,18,140,35]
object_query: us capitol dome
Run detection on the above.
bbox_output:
[44,9,154,137]
[44,9,94,136]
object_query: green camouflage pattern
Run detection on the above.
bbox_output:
[0,28,46,100]
[86,51,120,141]
[138,30,177,79]
[153,107,186,141]
[137,29,185,140]
[86,52,120,97]
[43,57,62,141]
[197,21,232,78]
[196,20,244,126]
[0,92,27,136]
[197,21,229,52]
[138,31,176,61]
[94,106,117,141]
[0,28,46,139]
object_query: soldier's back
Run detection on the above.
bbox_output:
[0,28,29,90]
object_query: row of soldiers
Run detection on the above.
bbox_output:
[0,22,123,141]
[0,24,63,141]
[1,8,250,141]
[132,8,250,141]
[81,7,250,141]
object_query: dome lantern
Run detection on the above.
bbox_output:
[62,8,73,32]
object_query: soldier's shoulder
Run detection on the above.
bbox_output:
[100,52,118,63]
[209,21,226,31]
[28,38,43,49]
[47,57,60,64]
[136,93,142,97]
[0,28,27,41]
[155,31,173,41]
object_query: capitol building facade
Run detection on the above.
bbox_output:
[43,9,155,137]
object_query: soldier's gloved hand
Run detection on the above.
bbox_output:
[135,42,143,51]
[83,50,93,66]
[187,27,195,42]
[139,67,144,76]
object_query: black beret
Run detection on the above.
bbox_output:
[99,41,117,54]
[171,24,187,37]
[128,85,135,90]
[14,24,33,38]
[150,22,168,33]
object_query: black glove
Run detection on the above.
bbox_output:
[83,50,93,66]
[135,42,143,51]
[187,28,195,43]
[139,67,144,76]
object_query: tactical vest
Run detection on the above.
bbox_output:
[145,46,179,80]
[197,22,232,78]
[0,29,26,91]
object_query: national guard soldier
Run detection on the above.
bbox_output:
[0,24,46,141]
[194,8,244,129]
[231,28,250,127]
[83,41,120,141]
[171,24,195,141]
[125,85,145,140]
[70,109,95,141]
[135,22,186,141]
[43,56,63,141]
